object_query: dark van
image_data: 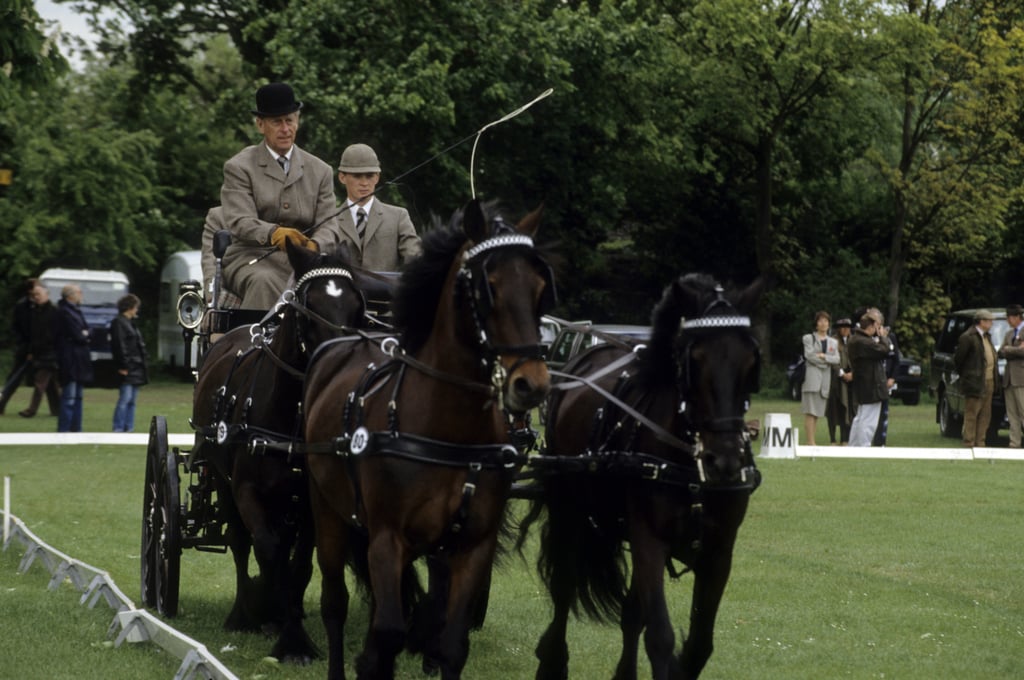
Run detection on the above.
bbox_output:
[39,268,130,387]
[929,308,1009,443]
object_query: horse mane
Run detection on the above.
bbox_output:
[638,273,723,388]
[391,203,494,353]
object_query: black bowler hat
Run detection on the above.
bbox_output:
[252,82,303,117]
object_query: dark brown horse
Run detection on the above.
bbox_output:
[303,198,555,680]
[190,241,372,662]
[522,273,762,680]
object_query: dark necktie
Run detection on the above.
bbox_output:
[277,156,288,175]
[356,208,367,239]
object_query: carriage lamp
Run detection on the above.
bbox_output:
[176,281,205,330]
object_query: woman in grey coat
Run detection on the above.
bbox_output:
[801,310,839,446]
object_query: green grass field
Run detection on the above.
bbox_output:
[2,382,1023,678]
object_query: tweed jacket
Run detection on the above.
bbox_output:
[220,144,342,306]
[801,332,839,398]
[998,325,1024,388]
[338,199,421,271]
[847,329,890,405]
[954,326,999,398]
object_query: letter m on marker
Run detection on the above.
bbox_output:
[771,427,792,448]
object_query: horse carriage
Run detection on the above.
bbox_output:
[138,198,764,679]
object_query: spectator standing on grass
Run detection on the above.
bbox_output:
[867,308,900,446]
[953,309,998,448]
[826,317,854,445]
[0,278,36,414]
[55,284,93,433]
[848,313,891,446]
[17,284,60,418]
[998,304,1024,448]
[800,310,839,446]
[110,294,148,433]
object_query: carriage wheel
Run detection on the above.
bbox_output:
[140,415,182,616]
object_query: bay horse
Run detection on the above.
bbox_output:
[302,198,555,680]
[190,240,373,662]
[521,273,762,680]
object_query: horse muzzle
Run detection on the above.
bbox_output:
[502,357,551,414]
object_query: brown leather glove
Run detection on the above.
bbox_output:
[270,226,318,252]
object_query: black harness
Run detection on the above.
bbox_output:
[519,293,762,565]
[193,266,361,455]
[300,228,555,554]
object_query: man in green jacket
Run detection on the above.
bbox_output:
[953,309,999,447]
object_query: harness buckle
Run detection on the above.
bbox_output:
[641,462,663,480]
[462,482,477,498]
[249,437,268,456]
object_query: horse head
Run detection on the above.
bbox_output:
[457,199,556,414]
[283,239,366,353]
[648,273,762,487]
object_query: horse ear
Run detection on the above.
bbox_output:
[673,276,704,319]
[462,198,488,244]
[285,237,315,278]
[516,203,544,238]
[732,277,765,315]
[335,240,355,266]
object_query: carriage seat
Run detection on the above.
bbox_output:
[201,207,243,309]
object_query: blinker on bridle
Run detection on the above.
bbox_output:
[457,225,556,411]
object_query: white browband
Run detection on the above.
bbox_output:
[295,267,353,289]
[682,315,751,330]
[463,234,535,262]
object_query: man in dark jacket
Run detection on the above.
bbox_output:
[954,309,999,447]
[18,283,60,417]
[110,294,148,432]
[55,284,93,432]
[847,313,892,446]
[0,278,36,414]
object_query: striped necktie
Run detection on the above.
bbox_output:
[277,156,289,175]
[356,208,367,239]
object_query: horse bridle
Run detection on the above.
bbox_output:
[248,266,365,379]
[393,224,556,412]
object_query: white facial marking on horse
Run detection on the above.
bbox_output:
[325,281,344,298]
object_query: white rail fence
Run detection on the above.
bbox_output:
[759,412,1024,462]
[2,430,237,680]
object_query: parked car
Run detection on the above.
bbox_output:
[546,323,650,372]
[892,356,923,405]
[539,315,563,353]
[929,308,1009,442]
[786,350,922,405]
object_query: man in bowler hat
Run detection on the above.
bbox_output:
[998,304,1024,447]
[219,82,343,308]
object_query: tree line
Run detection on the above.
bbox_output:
[2,0,1023,369]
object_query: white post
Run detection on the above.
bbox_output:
[3,475,10,547]
[760,413,798,459]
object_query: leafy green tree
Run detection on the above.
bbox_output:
[0,0,67,107]
[868,1,1024,356]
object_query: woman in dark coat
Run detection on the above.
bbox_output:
[55,284,94,432]
[110,294,148,432]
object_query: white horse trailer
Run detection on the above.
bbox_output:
[158,250,202,369]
